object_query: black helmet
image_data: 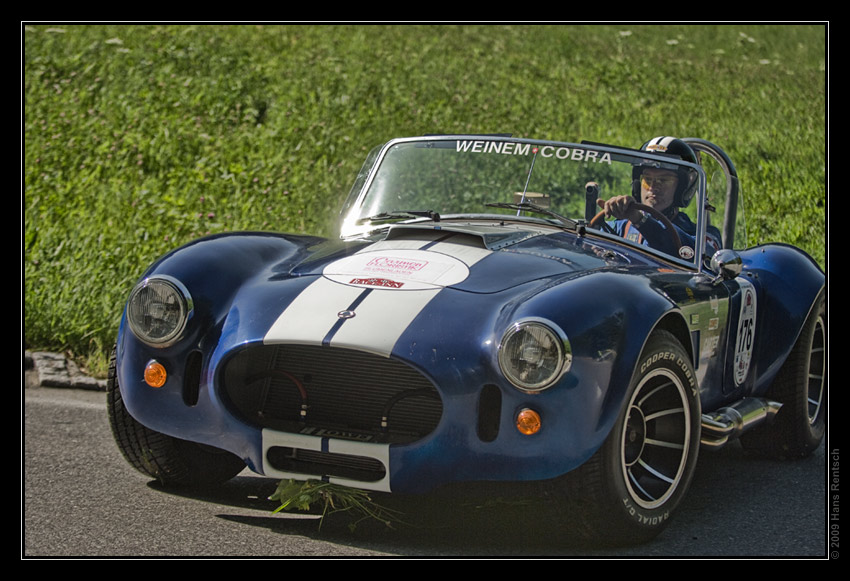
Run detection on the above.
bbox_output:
[632,136,699,208]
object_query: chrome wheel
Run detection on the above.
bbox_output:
[621,368,692,510]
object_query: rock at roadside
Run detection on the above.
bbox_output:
[25,351,106,391]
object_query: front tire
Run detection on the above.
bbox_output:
[106,348,246,487]
[555,331,701,545]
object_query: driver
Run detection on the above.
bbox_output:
[597,136,722,259]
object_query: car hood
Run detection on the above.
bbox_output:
[289,222,621,294]
[261,222,618,356]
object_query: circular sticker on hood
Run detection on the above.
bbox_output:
[323,249,471,290]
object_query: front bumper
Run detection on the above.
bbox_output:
[118,333,612,495]
[262,430,393,491]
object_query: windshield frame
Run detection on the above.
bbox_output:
[339,135,710,270]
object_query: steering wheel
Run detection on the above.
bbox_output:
[590,201,682,252]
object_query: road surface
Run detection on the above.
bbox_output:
[23,384,829,558]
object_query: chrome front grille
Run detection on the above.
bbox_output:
[222,344,443,444]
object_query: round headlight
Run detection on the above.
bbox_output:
[126,276,192,346]
[498,319,571,392]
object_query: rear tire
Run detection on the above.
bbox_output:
[551,331,701,545]
[106,348,245,487]
[741,293,826,458]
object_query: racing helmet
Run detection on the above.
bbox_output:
[632,136,699,208]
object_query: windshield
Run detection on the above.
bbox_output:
[340,136,706,265]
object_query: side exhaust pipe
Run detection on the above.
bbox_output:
[701,397,783,450]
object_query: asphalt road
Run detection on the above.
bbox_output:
[23,383,830,558]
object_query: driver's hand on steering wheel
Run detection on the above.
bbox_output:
[597,196,644,225]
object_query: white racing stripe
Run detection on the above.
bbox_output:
[263,236,491,357]
[264,277,364,347]
[329,287,441,356]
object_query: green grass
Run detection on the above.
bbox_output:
[23,24,826,372]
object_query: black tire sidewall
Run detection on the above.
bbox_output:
[776,294,827,454]
[106,347,245,486]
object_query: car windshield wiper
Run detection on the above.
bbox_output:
[355,210,441,225]
[484,202,577,229]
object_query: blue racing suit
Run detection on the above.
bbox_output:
[611,211,722,260]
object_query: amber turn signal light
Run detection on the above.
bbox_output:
[144,360,167,388]
[516,408,542,435]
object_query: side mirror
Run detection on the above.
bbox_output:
[710,249,743,281]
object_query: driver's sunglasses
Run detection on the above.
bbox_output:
[641,175,677,188]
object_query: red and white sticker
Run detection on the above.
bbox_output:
[349,278,405,289]
[324,249,470,290]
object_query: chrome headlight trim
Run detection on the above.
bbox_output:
[126,275,193,347]
[498,318,571,392]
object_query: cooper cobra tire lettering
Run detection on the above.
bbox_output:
[640,352,696,394]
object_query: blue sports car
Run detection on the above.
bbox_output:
[108,135,826,544]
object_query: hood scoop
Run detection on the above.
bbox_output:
[385,223,543,250]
